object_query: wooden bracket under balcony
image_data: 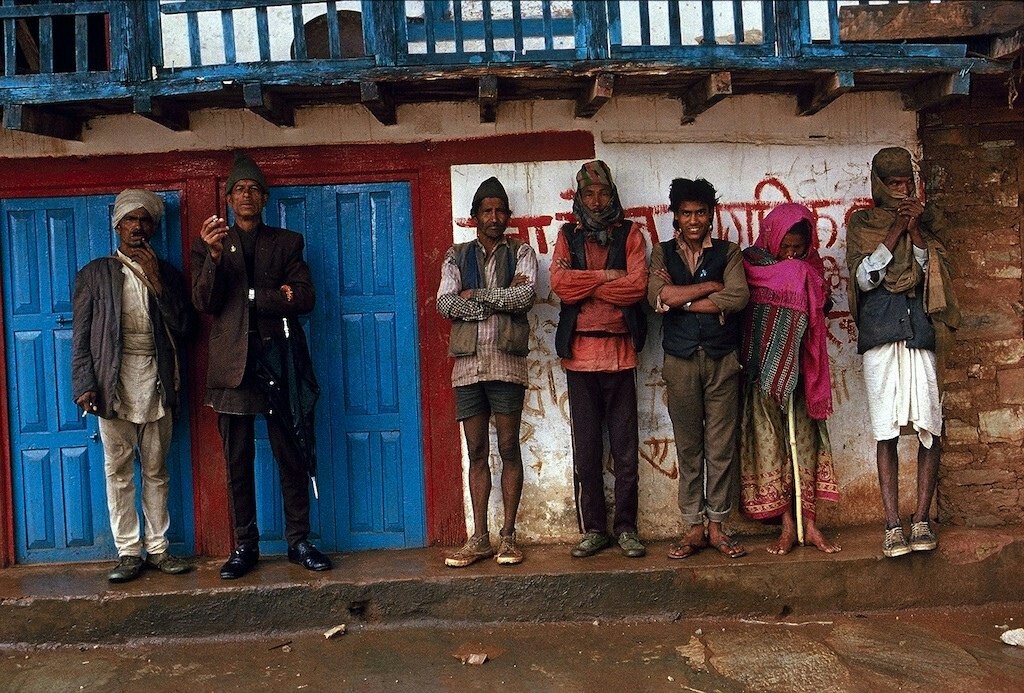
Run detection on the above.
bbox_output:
[990,27,1022,60]
[575,73,614,119]
[243,83,295,127]
[360,81,396,126]
[901,71,971,111]
[681,72,732,125]
[2,103,81,140]
[134,94,190,132]
[797,71,855,117]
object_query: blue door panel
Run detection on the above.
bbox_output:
[263,183,425,553]
[1,193,195,563]
[382,432,404,531]
[21,449,54,549]
[7,210,41,316]
[61,447,94,547]
[14,331,46,432]
[374,314,399,412]
[54,331,86,432]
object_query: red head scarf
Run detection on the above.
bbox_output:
[742,203,832,419]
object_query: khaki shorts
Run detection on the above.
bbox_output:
[454,381,526,420]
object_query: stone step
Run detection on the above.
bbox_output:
[2,525,1022,645]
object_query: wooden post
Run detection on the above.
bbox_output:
[573,0,609,61]
[121,0,153,83]
[362,0,402,67]
[774,0,804,59]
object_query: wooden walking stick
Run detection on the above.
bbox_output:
[786,395,805,546]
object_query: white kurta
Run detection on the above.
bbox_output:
[114,251,165,425]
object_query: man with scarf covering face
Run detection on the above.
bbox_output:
[739,203,840,555]
[436,177,537,567]
[648,178,749,560]
[72,189,193,582]
[847,147,959,558]
[551,161,648,558]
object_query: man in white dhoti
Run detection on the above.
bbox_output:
[72,189,193,582]
[846,147,960,558]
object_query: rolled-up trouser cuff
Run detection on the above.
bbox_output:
[706,506,732,523]
[680,511,706,526]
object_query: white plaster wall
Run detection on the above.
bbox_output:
[0,90,922,542]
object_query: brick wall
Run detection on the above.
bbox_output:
[920,87,1024,526]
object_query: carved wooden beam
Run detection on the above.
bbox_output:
[243,83,295,127]
[2,103,81,140]
[840,1,1023,42]
[901,71,971,111]
[479,75,498,124]
[797,71,855,117]
[133,94,190,131]
[360,81,396,125]
[681,71,731,125]
[574,73,614,119]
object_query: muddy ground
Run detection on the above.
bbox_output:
[3,603,1022,692]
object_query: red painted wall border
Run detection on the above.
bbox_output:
[0,131,594,566]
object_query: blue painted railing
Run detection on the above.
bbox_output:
[0,1,974,98]
[0,0,127,85]
[608,0,777,59]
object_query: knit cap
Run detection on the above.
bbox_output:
[471,176,509,214]
[225,151,267,194]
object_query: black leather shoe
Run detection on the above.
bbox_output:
[288,540,333,571]
[219,544,259,580]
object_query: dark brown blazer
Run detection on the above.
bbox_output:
[71,256,192,419]
[191,224,314,391]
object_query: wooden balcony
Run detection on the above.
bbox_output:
[0,0,1016,140]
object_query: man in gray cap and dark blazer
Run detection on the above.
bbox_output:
[72,189,193,583]
[193,152,332,579]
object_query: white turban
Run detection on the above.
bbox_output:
[112,189,165,229]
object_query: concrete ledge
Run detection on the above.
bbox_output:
[2,525,1022,645]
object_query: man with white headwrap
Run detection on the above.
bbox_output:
[72,189,193,583]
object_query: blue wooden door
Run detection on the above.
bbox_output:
[0,194,195,563]
[263,183,425,553]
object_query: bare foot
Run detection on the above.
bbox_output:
[805,521,841,553]
[681,523,706,547]
[767,510,797,555]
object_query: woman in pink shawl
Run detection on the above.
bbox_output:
[739,203,840,554]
